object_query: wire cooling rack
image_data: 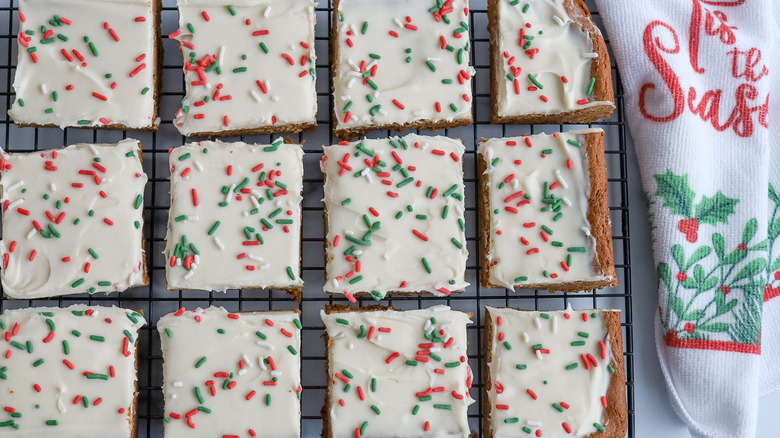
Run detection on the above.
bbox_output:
[0,0,634,436]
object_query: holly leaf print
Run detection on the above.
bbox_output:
[742,218,758,244]
[694,191,738,225]
[654,170,695,218]
[657,262,672,289]
[712,233,725,259]
[732,258,767,283]
[698,323,730,332]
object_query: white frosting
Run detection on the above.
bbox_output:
[495,0,613,117]
[158,306,301,438]
[322,134,469,301]
[486,306,616,438]
[164,140,303,292]
[478,129,612,288]
[0,305,146,438]
[172,0,317,136]
[0,139,148,298]
[321,306,474,438]
[9,0,157,129]
[333,0,475,133]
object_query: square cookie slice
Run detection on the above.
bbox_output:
[477,129,617,291]
[171,0,317,137]
[484,306,627,438]
[332,0,475,140]
[488,0,614,124]
[165,140,303,300]
[0,305,146,437]
[158,306,301,438]
[9,0,160,130]
[321,305,474,438]
[322,134,469,302]
[0,139,148,299]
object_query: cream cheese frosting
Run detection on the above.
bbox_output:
[158,306,301,438]
[478,129,612,288]
[0,305,146,438]
[0,139,148,298]
[172,0,317,136]
[495,0,613,117]
[9,0,158,129]
[485,305,616,438]
[164,140,303,293]
[321,306,474,438]
[321,134,469,301]
[333,0,475,133]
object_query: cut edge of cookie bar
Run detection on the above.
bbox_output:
[477,130,617,292]
[483,306,627,438]
[487,0,614,125]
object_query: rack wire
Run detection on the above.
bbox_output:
[0,0,633,436]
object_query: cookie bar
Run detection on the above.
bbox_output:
[0,139,148,299]
[0,305,146,437]
[477,129,617,291]
[164,140,303,300]
[332,0,475,140]
[488,0,614,124]
[158,306,301,438]
[484,305,627,438]
[321,134,469,302]
[171,0,317,137]
[9,0,160,130]
[321,305,474,438]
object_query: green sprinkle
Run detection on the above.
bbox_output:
[286,266,296,280]
[371,405,381,415]
[349,275,363,284]
[89,335,105,342]
[451,238,463,249]
[336,318,349,326]
[568,246,587,252]
[86,373,108,380]
[566,363,579,370]
[259,42,269,53]
[421,257,432,274]
[516,364,527,370]
[527,73,543,89]
[505,418,520,424]
[71,278,85,288]
[426,60,437,72]
[45,420,58,426]
[134,194,143,209]
[33,358,45,367]
[503,341,512,350]
[412,405,420,415]
[578,331,590,338]
[567,139,582,147]
[361,21,368,34]
[88,248,99,259]
[594,423,606,432]
[227,5,236,15]
[266,393,272,406]
[72,330,81,337]
[553,403,564,412]
[406,360,419,366]
[571,341,586,346]
[370,378,377,392]
[195,386,204,403]
[434,404,453,410]
[587,77,596,95]
[608,364,616,374]
[195,357,207,368]
[287,345,298,355]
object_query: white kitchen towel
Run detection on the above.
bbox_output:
[592,1,773,437]
[760,0,780,397]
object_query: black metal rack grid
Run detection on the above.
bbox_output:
[0,0,634,436]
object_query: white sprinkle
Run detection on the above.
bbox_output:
[394,18,403,27]
[382,253,389,261]
[184,270,195,280]
[271,370,282,377]
[426,57,441,62]
[41,84,48,94]
[429,347,441,352]
[348,343,354,350]
[412,110,424,116]
[225,184,236,203]
[7,180,24,192]
[264,80,271,91]
[334,332,345,340]
[552,15,564,26]
[424,320,432,331]
[555,169,569,188]
[7,199,23,210]
[256,340,275,349]
[214,236,225,250]
[332,278,340,288]
[562,196,572,207]
[187,215,199,221]
[552,316,558,333]
[258,357,267,370]
[271,95,279,102]
[238,369,247,376]
[366,317,377,324]
[218,46,226,66]
[248,254,264,262]
[250,90,262,103]
[88,144,99,155]
[259,263,270,270]
[378,109,387,116]
[534,317,541,329]
[526,420,542,427]
[536,350,543,360]
[205,82,212,90]
[170,394,177,400]
[582,52,599,58]
[366,60,378,71]
[26,228,37,239]
[263,6,271,17]
[346,78,356,89]
[353,250,363,256]
[50,182,57,191]
[522,332,529,343]
[441,321,453,329]
[250,195,261,210]
[194,160,203,171]
[346,71,363,78]
[173,381,183,387]
[432,305,450,312]
[581,226,592,237]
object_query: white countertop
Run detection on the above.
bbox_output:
[625,131,780,438]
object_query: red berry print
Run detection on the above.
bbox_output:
[774,271,780,280]
[720,285,730,295]
[677,218,699,243]
[737,243,749,251]
[676,271,687,282]
[684,322,695,333]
